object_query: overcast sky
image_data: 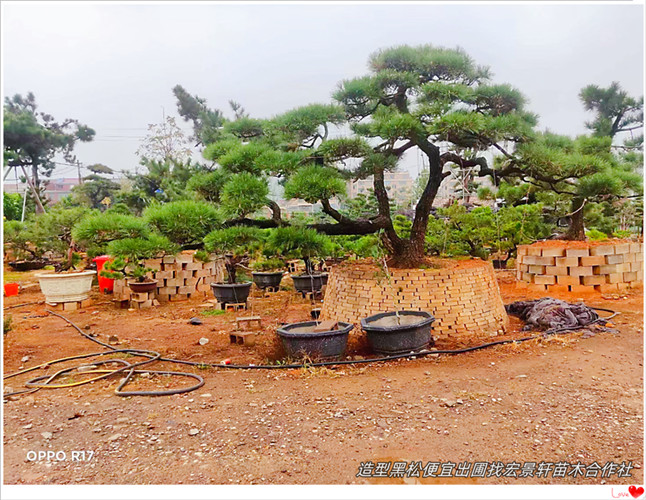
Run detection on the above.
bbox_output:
[2,2,644,181]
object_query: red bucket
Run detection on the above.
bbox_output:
[4,283,19,297]
[93,255,114,293]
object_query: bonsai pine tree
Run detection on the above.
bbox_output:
[180,44,535,266]
[266,227,333,275]
[484,82,643,241]
[203,226,263,284]
[101,235,177,283]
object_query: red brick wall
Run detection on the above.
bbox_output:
[516,241,643,293]
[320,261,509,340]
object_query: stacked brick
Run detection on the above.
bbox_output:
[113,252,224,307]
[516,241,643,293]
[320,260,509,341]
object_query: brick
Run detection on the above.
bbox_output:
[555,257,579,267]
[540,247,566,257]
[528,265,545,274]
[162,255,176,264]
[629,243,641,253]
[517,246,529,256]
[606,254,624,265]
[557,275,581,286]
[613,243,631,254]
[569,285,597,294]
[544,266,569,276]
[526,283,547,292]
[522,255,539,265]
[178,286,194,294]
[527,246,542,256]
[144,259,162,271]
[568,266,594,277]
[158,286,177,295]
[630,261,643,272]
[607,273,623,284]
[80,298,93,308]
[155,271,173,280]
[565,248,589,258]
[185,262,203,271]
[165,278,183,287]
[534,275,556,285]
[63,301,79,311]
[624,252,635,263]
[582,275,606,286]
[580,256,606,266]
[597,283,619,293]
[521,272,534,283]
[589,245,615,256]
[635,252,643,262]
[623,271,638,282]
[175,253,193,263]
[594,264,620,275]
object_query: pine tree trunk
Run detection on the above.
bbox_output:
[566,199,586,241]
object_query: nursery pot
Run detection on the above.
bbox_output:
[361,311,435,355]
[210,282,252,304]
[8,260,49,272]
[128,280,158,293]
[291,274,327,294]
[93,255,114,293]
[36,270,96,303]
[276,320,353,360]
[4,283,19,297]
[252,271,284,290]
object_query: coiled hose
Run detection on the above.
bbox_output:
[3,306,618,399]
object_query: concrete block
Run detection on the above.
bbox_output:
[540,247,566,257]
[568,266,594,277]
[589,245,615,256]
[565,248,589,258]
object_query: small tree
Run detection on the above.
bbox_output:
[266,226,333,275]
[72,212,150,257]
[101,235,177,283]
[203,226,263,284]
[143,200,221,248]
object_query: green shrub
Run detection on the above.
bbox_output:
[102,234,178,283]
[251,258,285,272]
[204,226,264,283]
[586,228,609,241]
[266,226,333,274]
[3,220,41,261]
[144,200,221,247]
[72,212,150,257]
[187,170,230,203]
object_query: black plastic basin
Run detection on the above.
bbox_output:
[361,311,435,355]
[291,274,327,294]
[210,282,252,304]
[276,321,353,360]
[252,271,284,290]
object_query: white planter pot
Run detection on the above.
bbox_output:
[36,270,96,303]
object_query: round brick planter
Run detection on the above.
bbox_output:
[320,260,509,341]
[516,240,643,293]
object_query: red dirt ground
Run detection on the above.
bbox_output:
[2,268,643,485]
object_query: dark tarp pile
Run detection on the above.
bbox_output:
[505,298,606,332]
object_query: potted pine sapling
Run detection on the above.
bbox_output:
[203,226,262,305]
[251,257,286,291]
[267,227,333,296]
[100,235,178,293]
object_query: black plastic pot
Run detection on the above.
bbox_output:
[210,282,252,304]
[361,311,435,355]
[291,274,327,294]
[252,271,284,290]
[276,321,353,360]
[8,260,50,271]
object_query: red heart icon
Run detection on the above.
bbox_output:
[629,486,644,498]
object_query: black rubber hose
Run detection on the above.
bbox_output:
[2,306,618,398]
